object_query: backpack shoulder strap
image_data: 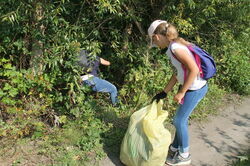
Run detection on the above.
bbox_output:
[187,45,204,78]
[169,42,188,63]
[169,42,179,61]
[169,42,188,80]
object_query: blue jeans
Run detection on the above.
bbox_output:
[83,76,118,105]
[172,84,208,153]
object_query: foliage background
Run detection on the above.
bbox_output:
[0,0,249,164]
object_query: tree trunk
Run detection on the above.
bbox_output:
[30,1,45,75]
[122,23,133,51]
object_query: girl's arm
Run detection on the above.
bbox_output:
[100,58,111,66]
[164,74,178,93]
[172,48,199,103]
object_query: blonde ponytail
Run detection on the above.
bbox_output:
[174,37,192,46]
[154,23,192,46]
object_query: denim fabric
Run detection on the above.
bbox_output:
[83,76,118,105]
[172,84,208,153]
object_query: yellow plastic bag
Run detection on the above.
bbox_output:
[120,100,171,166]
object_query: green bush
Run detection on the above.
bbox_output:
[233,151,250,166]
[215,29,250,95]
[0,0,249,163]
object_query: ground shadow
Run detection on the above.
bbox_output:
[196,109,250,165]
[102,112,128,166]
[95,105,129,166]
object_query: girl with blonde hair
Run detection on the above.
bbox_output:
[149,20,208,165]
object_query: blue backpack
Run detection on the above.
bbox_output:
[170,44,216,80]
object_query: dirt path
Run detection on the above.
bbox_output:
[99,97,250,166]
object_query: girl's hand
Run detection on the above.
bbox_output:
[174,92,185,104]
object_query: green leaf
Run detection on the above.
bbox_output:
[0,90,6,97]
[3,83,12,91]
[3,63,12,69]
[8,88,19,97]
